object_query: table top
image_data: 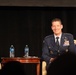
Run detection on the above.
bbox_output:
[1,56,40,59]
[1,56,40,64]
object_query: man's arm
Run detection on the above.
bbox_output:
[42,39,51,63]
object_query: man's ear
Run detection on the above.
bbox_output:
[61,24,63,29]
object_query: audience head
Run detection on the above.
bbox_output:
[47,52,76,75]
[1,61,26,75]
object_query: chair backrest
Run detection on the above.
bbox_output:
[74,40,76,45]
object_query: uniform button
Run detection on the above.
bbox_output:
[50,51,53,54]
[49,46,51,49]
[66,49,68,52]
[58,50,60,52]
[58,54,60,56]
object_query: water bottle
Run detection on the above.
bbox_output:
[24,45,29,57]
[10,45,15,58]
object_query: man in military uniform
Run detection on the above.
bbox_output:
[42,18,76,70]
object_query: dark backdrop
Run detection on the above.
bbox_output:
[0,6,76,75]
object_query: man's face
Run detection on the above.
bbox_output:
[51,21,63,35]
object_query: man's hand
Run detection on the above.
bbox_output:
[50,58,56,62]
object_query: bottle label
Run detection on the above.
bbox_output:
[24,48,29,57]
[10,48,14,57]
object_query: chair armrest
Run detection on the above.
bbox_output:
[42,61,47,75]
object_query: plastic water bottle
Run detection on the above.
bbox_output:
[10,45,15,58]
[24,45,29,57]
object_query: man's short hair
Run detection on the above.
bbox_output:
[51,18,62,24]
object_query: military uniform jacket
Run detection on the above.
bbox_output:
[42,33,76,64]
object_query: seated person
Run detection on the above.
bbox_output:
[42,18,76,70]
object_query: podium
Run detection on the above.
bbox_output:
[1,57,40,75]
